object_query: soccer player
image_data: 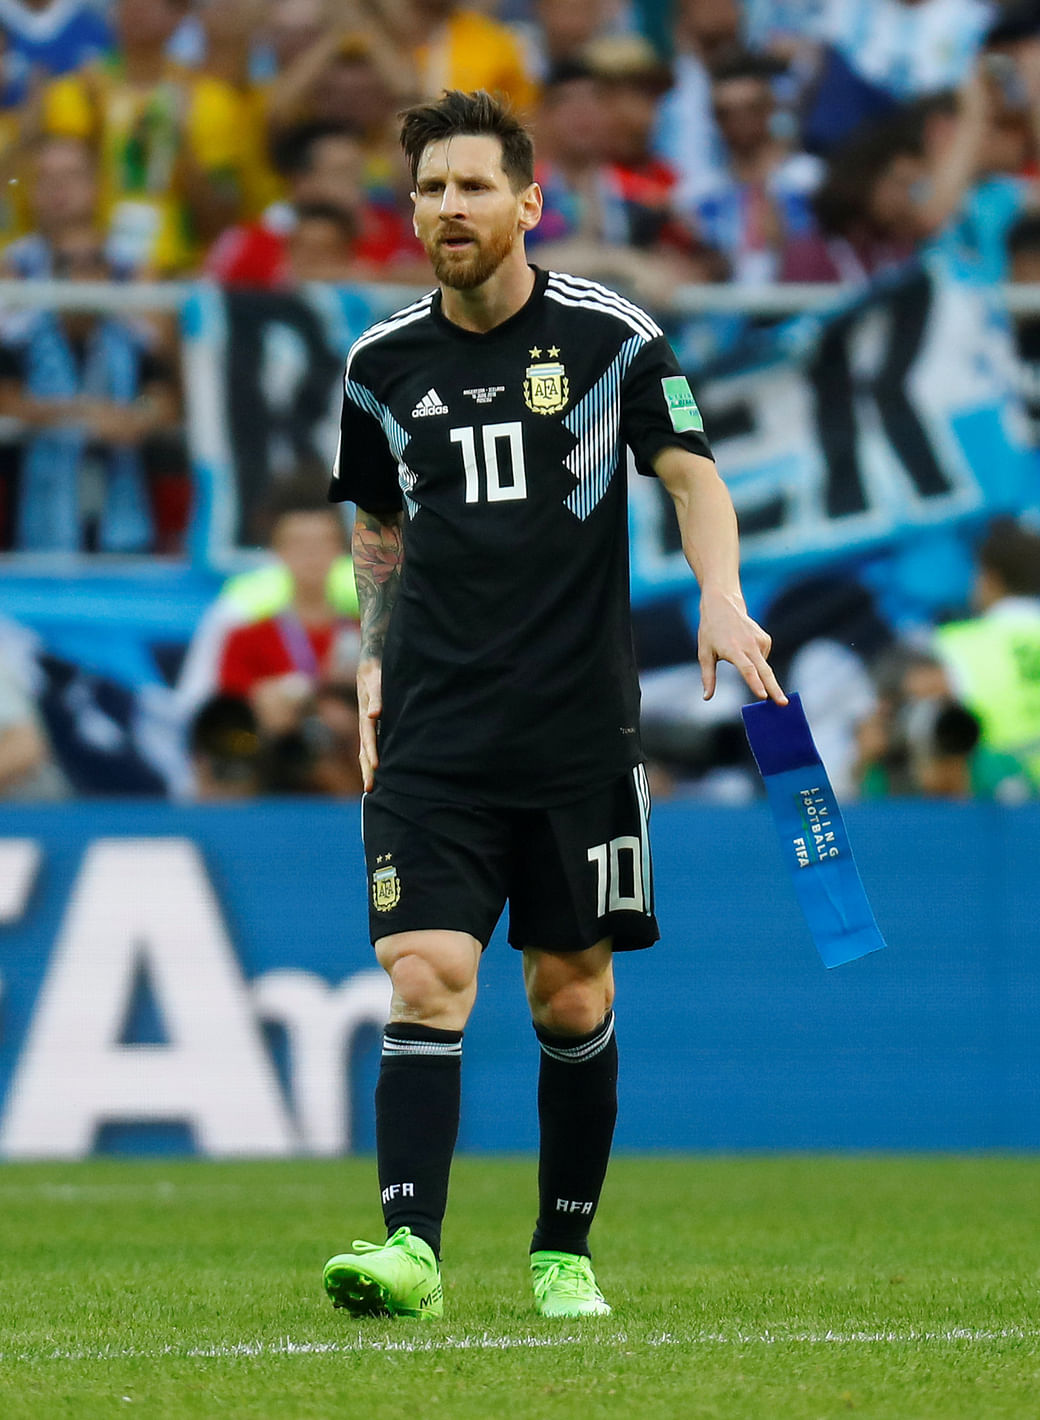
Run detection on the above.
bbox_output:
[322,89,785,1321]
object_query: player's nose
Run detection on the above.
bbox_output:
[438,183,467,217]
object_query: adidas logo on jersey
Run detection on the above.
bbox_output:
[412,388,448,418]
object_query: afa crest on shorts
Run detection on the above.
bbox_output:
[372,861,400,912]
[524,346,569,415]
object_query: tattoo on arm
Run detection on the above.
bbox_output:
[353,508,404,659]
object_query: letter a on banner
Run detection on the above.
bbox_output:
[0,839,295,1157]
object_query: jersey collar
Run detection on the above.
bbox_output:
[430,265,548,341]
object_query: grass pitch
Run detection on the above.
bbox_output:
[0,1155,1037,1419]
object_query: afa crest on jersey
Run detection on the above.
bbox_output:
[524,346,569,415]
[372,863,401,912]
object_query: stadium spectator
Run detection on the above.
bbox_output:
[259,20,423,239]
[588,33,719,275]
[209,478,363,798]
[686,51,824,284]
[526,61,688,307]
[278,200,363,282]
[854,645,1032,801]
[0,633,69,801]
[188,692,262,801]
[214,478,357,728]
[933,516,1040,790]
[205,121,422,286]
[401,0,537,113]
[166,0,285,219]
[0,235,179,552]
[174,473,359,724]
[779,113,930,282]
[652,0,741,208]
[0,133,119,277]
[0,0,113,110]
[41,0,249,273]
[514,0,623,83]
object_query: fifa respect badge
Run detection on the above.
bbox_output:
[661,375,704,434]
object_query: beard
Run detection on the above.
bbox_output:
[428,222,517,290]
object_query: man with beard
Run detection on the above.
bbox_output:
[323,89,784,1321]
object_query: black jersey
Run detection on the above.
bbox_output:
[331,267,713,807]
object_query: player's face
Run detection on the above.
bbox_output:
[412,134,540,290]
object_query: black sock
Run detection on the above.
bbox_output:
[375,1023,462,1259]
[530,1011,618,1257]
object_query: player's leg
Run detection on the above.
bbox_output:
[324,790,506,1319]
[524,939,617,1264]
[510,766,658,1316]
[373,926,480,1254]
[522,940,617,1316]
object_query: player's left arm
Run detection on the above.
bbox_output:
[653,446,787,705]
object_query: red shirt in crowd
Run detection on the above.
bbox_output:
[207,204,422,287]
[219,616,338,698]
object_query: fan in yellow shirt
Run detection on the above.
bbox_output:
[42,0,248,273]
[410,2,537,111]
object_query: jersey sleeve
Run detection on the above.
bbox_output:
[620,334,714,477]
[328,362,403,512]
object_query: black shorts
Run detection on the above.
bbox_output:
[362,766,658,953]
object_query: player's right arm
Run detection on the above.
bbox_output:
[330,338,410,789]
[352,508,404,792]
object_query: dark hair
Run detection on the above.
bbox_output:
[269,120,362,179]
[1008,212,1040,258]
[262,469,346,535]
[542,58,597,90]
[709,49,786,86]
[189,695,261,781]
[812,117,920,236]
[293,200,358,242]
[399,89,535,191]
[978,516,1040,597]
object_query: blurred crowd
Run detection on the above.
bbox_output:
[4,0,1040,291]
[5,0,1040,551]
[2,0,1040,806]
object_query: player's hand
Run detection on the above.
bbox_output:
[698,589,787,705]
[356,656,383,792]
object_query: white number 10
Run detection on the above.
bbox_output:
[587,837,645,917]
[450,422,527,504]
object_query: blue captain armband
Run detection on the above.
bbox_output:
[742,693,887,969]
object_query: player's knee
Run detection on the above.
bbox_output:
[377,935,478,1016]
[529,976,614,1036]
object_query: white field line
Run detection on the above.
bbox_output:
[3,1327,1037,1364]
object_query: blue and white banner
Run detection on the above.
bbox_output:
[182,284,401,564]
[181,265,1036,620]
[630,258,1037,625]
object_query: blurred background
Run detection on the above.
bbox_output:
[1,0,1039,1161]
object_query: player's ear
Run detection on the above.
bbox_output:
[518,181,542,234]
[410,191,419,237]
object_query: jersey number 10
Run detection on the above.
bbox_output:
[450,422,528,504]
[587,836,646,917]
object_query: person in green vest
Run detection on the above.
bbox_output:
[174,474,358,721]
[855,645,1031,803]
[934,517,1040,790]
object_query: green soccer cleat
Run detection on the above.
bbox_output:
[530,1250,611,1317]
[323,1226,443,1319]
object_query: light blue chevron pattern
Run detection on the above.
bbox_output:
[345,378,418,517]
[562,336,644,520]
